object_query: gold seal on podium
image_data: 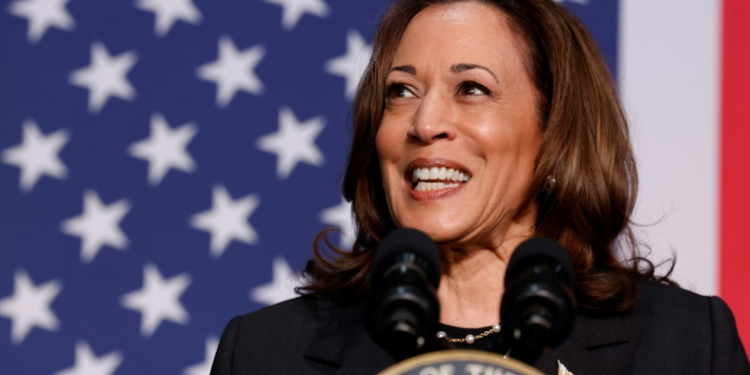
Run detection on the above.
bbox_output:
[377,350,544,375]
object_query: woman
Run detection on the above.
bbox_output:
[211,0,749,374]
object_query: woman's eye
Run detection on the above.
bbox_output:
[386,83,415,99]
[457,81,491,97]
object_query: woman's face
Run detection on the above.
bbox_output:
[376,2,542,248]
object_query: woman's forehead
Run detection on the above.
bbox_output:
[390,3,527,80]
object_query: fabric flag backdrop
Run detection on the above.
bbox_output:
[0,0,746,373]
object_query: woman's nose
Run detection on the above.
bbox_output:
[407,93,457,144]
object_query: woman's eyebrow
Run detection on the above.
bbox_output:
[389,65,417,75]
[451,63,499,83]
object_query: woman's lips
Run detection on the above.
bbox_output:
[409,181,467,201]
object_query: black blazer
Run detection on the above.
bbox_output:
[210,280,749,374]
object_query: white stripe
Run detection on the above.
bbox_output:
[619,0,720,295]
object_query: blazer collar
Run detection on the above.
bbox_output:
[535,313,632,375]
[302,296,392,368]
[302,298,632,375]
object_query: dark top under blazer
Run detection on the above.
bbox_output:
[210,280,749,375]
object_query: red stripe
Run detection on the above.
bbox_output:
[721,0,750,352]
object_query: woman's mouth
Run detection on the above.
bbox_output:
[411,167,471,191]
[404,162,472,201]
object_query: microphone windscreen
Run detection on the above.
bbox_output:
[505,237,573,286]
[373,228,441,287]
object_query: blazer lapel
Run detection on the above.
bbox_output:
[301,297,355,367]
[534,313,631,375]
[302,297,393,370]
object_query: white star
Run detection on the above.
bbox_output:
[196,36,265,108]
[128,113,197,186]
[69,42,138,113]
[319,198,355,249]
[264,0,329,31]
[182,336,219,375]
[324,30,372,100]
[190,185,260,258]
[257,106,325,180]
[249,257,303,306]
[8,0,75,43]
[55,341,123,375]
[0,270,61,345]
[1,119,69,192]
[136,0,202,37]
[120,263,191,338]
[60,190,131,263]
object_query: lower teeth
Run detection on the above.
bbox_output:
[414,182,460,191]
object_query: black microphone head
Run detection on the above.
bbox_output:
[372,228,441,288]
[367,228,442,360]
[499,236,576,363]
[505,237,573,287]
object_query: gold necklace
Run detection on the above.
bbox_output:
[435,323,501,345]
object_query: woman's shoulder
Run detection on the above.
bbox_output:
[212,294,393,374]
[631,279,738,336]
[626,279,748,373]
[212,295,340,374]
[637,278,709,300]
[551,279,747,374]
[634,279,733,320]
[636,279,707,306]
[230,294,339,333]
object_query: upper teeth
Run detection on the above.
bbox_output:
[412,167,470,183]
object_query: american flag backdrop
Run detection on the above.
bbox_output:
[0,0,747,373]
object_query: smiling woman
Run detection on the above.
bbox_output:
[375,3,544,328]
[307,0,641,315]
[210,1,749,374]
[377,2,541,248]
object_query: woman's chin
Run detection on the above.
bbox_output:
[396,222,465,244]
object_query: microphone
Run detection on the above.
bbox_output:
[498,237,576,365]
[365,228,441,360]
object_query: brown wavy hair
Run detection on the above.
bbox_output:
[299,0,673,312]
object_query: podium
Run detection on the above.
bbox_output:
[377,350,544,375]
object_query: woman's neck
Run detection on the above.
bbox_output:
[436,232,530,328]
